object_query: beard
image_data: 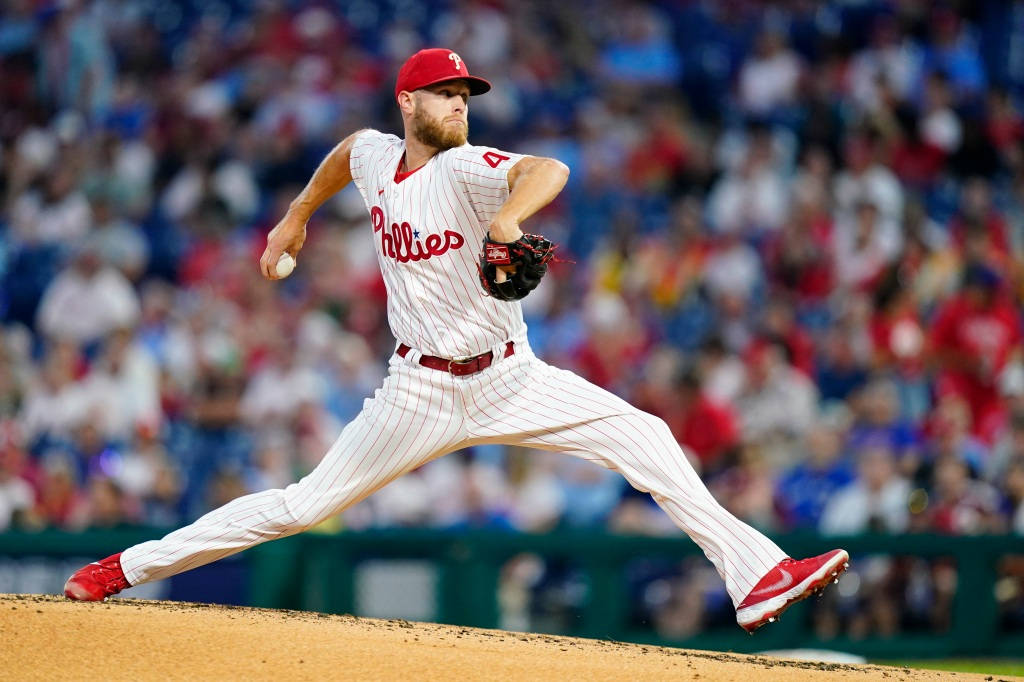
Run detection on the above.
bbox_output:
[411,105,468,150]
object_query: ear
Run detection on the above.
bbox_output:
[397,91,416,116]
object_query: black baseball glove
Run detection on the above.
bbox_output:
[478,233,557,301]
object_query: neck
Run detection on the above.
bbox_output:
[402,131,438,173]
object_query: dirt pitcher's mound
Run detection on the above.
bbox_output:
[0,594,1008,681]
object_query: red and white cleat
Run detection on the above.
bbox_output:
[63,552,131,601]
[736,548,849,633]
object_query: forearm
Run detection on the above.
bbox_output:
[286,130,363,222]
[261,130,365,278]
[490,156,570,241]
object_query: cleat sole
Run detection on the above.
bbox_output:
[737,549,850,633]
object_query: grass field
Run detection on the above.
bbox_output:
[877,660,1024,677]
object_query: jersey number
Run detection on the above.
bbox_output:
[483,151,511,168]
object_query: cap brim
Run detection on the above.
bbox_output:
[415,75,492,96]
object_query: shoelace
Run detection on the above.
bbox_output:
[96,563,126,592]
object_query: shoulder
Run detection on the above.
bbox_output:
[353,128,400,146]
[442,143,523,181]
[350,130,402,184]
[352,129,402,158]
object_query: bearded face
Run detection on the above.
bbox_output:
[411,93,469,150]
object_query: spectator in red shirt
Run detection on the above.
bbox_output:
[927,456,1003,535]
[764,194,835,305]
[571,292,648,394]
[625,105,691,195]
[662,368,741,474]
[871,267,926,376]
[985,88,1024,170]
[949,178,1011,273]
[0,423,39,530]
[888,103,948,191]
[760,298,816,378]
[929,263,1023,443]
[33,456,82,529]
[870,266,929,420]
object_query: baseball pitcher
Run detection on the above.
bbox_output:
[65,48,848,633]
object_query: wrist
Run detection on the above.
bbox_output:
[489,217,522,243]
[283,207,309,228]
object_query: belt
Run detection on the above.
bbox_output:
[397,342,515,376]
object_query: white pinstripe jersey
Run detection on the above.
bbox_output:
[349,129,526,359]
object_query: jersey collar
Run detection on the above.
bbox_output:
[394,151,430,184]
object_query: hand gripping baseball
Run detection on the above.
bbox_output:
[260,215,306,280]
[478,233,557,301]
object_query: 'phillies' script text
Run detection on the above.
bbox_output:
[371,206,465,263]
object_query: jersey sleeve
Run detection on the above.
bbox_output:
[349,129,397,207]
[450,144,525,223]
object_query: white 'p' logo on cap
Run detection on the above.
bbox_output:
[448,52,463,71]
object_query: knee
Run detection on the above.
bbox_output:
[637,412,676,445]
[274,480,332,533]
[631,412,697,473]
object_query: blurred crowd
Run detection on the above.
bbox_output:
[3,0,1024,638]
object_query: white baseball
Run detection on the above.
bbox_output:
[275,253,296,278]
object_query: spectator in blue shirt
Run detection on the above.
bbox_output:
[775,422,855,530]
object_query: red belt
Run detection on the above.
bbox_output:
[397,342,515,376]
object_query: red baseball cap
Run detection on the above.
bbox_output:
[394,48,492,100]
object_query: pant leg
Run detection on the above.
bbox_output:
[462,350,786,607]
[121,356,466,586]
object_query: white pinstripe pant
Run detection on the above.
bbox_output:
[120,346,786,607]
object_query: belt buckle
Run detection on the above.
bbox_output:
[448,353,481,375]
[448,356,471,375]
